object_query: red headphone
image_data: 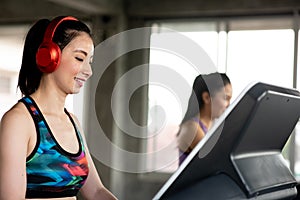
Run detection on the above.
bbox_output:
[36,16,78,73]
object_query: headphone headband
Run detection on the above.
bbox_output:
[43,16,78,43]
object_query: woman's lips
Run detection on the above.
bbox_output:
[74,77,86,87]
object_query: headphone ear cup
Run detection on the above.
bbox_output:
[36,41,61,73]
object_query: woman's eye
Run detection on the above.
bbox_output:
[75,57,84,62]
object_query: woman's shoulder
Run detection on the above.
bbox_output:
[181,119,199,130]
[178,118,207,137]
[177,119,198,136]
[0,101,34,148]
[1,101,31,127]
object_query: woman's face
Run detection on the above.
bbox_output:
[211,83,232,119]
[52,32,94,94]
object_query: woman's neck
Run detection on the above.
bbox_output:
[30,79,67,115]
[199,108,212,129]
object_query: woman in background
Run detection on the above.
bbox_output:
[177,72,232,165]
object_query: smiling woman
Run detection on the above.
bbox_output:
[0,16,117,200]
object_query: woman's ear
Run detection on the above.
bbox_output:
[202,91,211,104]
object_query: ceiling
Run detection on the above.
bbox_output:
[2,0,300,25]
[0,0,120,23]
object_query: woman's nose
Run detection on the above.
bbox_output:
[82,62,93,78]
[225,100,230,108]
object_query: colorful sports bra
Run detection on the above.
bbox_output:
[20,96,89,198]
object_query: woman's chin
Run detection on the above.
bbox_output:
[69,88,80,94]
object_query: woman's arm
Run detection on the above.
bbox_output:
[70,113,117,200]
[80,148,117,200]
[0,104,30,200]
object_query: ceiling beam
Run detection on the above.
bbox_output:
[47,0,122,15]
[125,0,300,18]
[0,0,123,24]
[0,0,86,24]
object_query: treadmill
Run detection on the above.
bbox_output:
[153,82,300,200]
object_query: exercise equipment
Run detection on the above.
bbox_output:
[153,82,300,200]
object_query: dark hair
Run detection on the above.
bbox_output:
[181,72,231,123]
[17,16,92,96]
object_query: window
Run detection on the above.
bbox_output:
[227,29,294,100]
[0,75,11,93]
[0,26,26,118]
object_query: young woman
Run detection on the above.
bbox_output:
[177,72,232,165]
[0,16,117,200]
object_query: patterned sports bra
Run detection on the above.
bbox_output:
[20,96,89,198]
